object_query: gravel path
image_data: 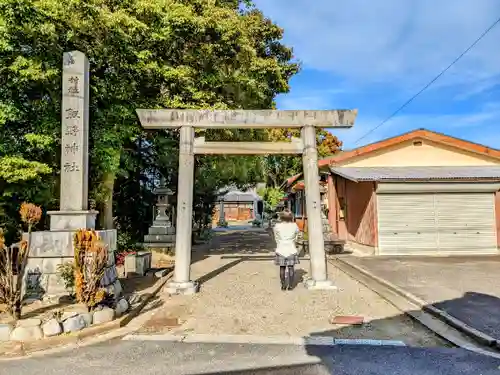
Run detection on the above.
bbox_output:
[140,232,447,347]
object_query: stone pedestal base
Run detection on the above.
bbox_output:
[47,210,98,231]
[22,229,121,299]
[304,279,337,290]
[164,280,198,295]
[144,227,175,244]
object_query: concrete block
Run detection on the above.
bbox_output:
[92,307,115,325]
[138,251,152,271]
[105,279,122,298]
[42,319,62,337]
[144,234,176,243]
[114,298,129,317]
[61,311,78,320]
[0,324,13,341]
[17,318,42,328]
[10,326,43,341]
[48,211,97,231]
[63,315,86,333]
[41,257,64,274]
[124,253,151,276]
[101,266,118,287]
[81,312,93,327]
[23,231,74,257]
[148,226,176,235]
[22,228,117,299]
[46,273,68,295]
[25,258,43,272]
[96,229,117,251]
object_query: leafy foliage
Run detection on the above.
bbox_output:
[263,128,342,188]
[257,186,285,214]
[56,262,76,295]
[0,0,298,246]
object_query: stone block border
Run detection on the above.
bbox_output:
[0,270,173,358]
[1,300,129,344]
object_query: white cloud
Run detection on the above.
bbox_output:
[254,1,500,148]
[255,0,500,91]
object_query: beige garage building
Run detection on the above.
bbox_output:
[285,129,500,255]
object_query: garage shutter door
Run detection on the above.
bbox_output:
[377,194,438,254]
[435,193,497,253]
[377,193,497,254]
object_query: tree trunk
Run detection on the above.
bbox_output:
[101,171,116,230]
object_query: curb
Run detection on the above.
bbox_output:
[334,257,499,349]
[0,270,174,360]
[122,333,406,347]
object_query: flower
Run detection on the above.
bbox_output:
[19,203,42,225]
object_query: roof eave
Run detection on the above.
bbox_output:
[329,167,359,182]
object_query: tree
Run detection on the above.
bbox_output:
[263,128,342,188]
[257,186,284,216]
[0,0,298,244]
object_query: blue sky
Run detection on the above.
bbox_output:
[253,0,500,150]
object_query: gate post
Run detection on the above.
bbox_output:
[301,125,336,290]
[165,126,197,294]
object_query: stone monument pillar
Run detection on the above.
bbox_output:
[47,51,97,229]
[23,51,120,300]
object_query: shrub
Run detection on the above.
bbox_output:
[0,203,42,320]
[217,219,228,228]
[56,262,75,295]
[73,229,109,311]
[251,219,262,227]
[115,250,137,266]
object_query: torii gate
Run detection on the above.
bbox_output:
[136,109,357,294]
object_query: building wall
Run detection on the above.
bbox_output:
[341,139,499,167]
[343,179,377,247]
[212,201,254,224]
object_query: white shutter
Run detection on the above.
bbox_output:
[377,191,498,255]
[377,194,438,254]
[435,193,497,253]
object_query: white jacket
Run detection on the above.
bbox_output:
[273,222,299,257]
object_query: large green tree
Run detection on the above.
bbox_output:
[0,0,298,245]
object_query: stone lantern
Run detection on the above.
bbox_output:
[143,177,176,252]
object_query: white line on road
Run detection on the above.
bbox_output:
[122,333,406,347]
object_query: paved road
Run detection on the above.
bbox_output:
[344,256,500,340]
[1,339,499,375]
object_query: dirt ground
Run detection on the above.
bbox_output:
[139,231,448,347]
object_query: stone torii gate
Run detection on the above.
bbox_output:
[136,109,357,294]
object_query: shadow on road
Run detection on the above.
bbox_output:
[302,291,500,375]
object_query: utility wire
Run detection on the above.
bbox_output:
[353,15,500,145]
